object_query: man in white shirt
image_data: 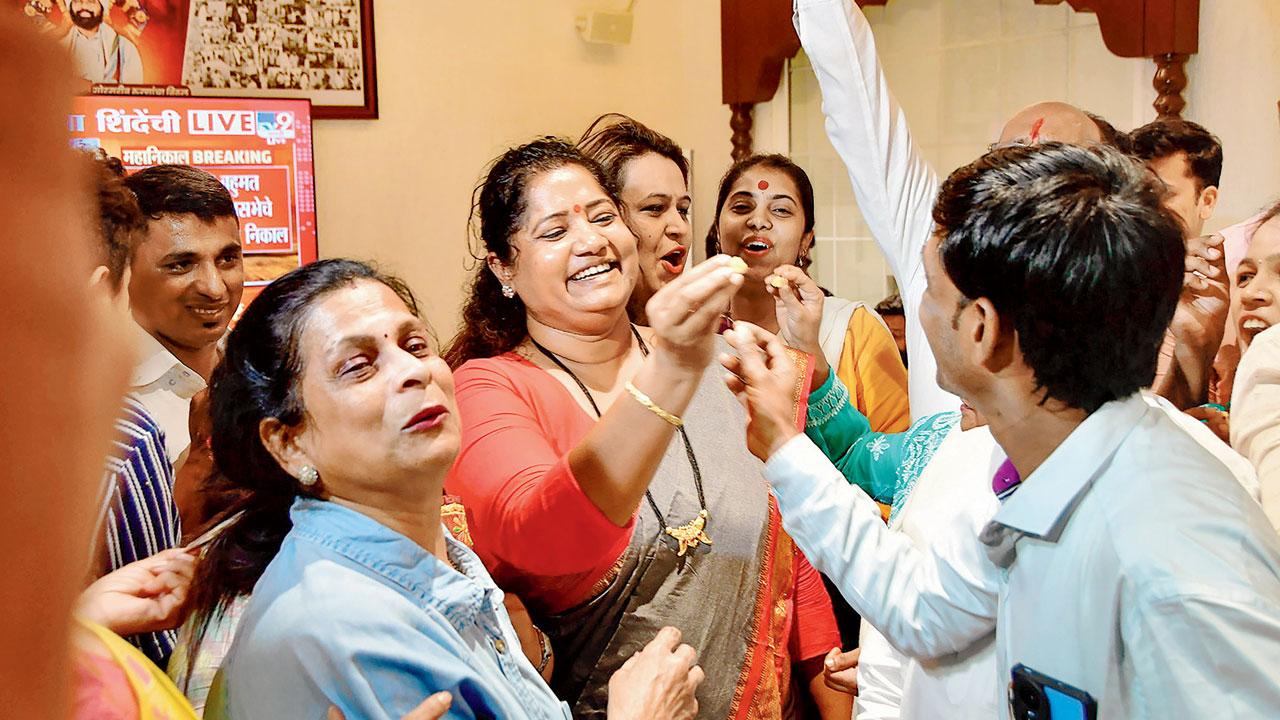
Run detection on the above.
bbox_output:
[63,0,143,84]
[123,165,243,470]
[852,423,1002,720]
[726,143,1280,718]
[792,3,1121,717]
[129,322,206,466]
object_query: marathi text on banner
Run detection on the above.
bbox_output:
[244,222,290,248]
[95,108,182,135]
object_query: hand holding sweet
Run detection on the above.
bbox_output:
[767,264,829,385]
[721,322,803,461]
[645,254,746,375]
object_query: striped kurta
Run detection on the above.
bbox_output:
[94,394,181,668]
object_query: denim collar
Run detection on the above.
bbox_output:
[287,497,501,630]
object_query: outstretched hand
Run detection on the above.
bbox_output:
[76,548,196,636]
[721,322,803,461]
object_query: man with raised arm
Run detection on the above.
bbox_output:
[793,0,1114,419]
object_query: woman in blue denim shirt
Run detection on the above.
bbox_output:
[184,260,703,719]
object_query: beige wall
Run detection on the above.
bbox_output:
[787,0,1280,305]
[309,0,731,336]
[1188,0,1280,228]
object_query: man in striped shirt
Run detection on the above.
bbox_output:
[84,152,183,669]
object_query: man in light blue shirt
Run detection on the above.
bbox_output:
[726,143,1280,718]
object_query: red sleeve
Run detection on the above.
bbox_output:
[789,547,842,661]
[445,357,634,609]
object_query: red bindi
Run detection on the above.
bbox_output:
[573,204,582,213]
[1029,117,1045,143]
[757,180,769,191]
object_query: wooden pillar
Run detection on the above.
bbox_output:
[730,103,754,162]
[1037,0,1199,118]
[720,0,798,159]
[1152,52,1190,118]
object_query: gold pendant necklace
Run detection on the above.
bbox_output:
[664,509,713,557]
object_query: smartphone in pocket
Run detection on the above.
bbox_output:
[1008,664,1098,720]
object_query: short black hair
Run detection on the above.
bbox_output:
[875,293,904,317]
[1085,111,1129,153]
[124,164,238,224]
[1128,118,1223,191]
[932,143,1184,414]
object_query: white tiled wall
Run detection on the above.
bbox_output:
[788,0,1149,305]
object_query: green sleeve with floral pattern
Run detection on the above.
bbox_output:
[804,372,902,505]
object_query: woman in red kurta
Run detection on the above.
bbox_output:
[444,138,849,719]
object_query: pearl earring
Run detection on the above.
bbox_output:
[298,465,319,487]
[501,284,516,299]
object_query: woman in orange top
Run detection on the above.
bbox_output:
[706,154,910,433]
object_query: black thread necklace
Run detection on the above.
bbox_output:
[529,325,712,557]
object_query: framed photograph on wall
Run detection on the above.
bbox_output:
[16,0,378,119]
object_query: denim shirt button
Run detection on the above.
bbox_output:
[494,638,507,654]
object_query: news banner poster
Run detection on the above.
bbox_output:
[69,95,319,307]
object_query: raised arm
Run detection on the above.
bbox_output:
[561,257,746,525]
[1151,233,1230,408]
[793,0,940,284]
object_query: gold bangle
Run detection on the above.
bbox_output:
[625,381,683,427]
